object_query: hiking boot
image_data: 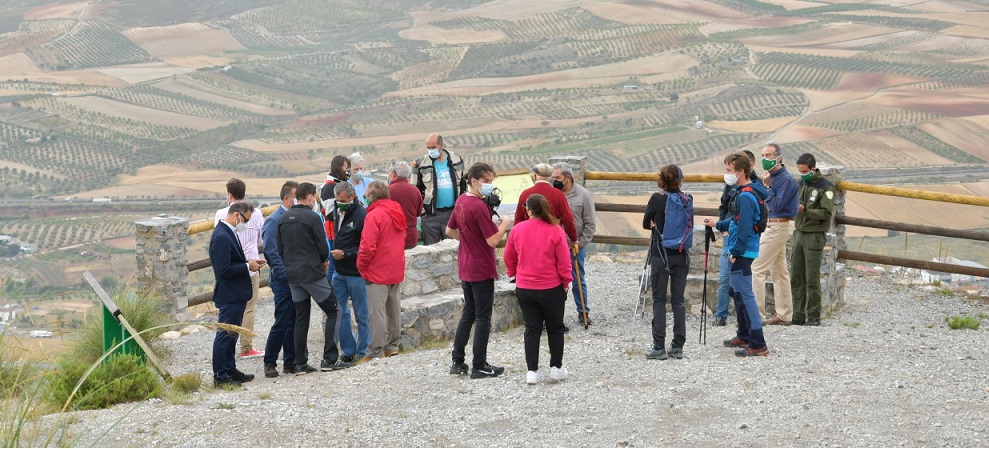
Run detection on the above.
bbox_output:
[735,346,770,357]
[714,318,728,327]
[723,337,748,348]
[295,364,318,375]
[230,370,254,383]
[282,363,297,375]
[805,319,821,326]
[645,347,668,360]
[669,345,684,359]
[526,371,540,385]
[548,366,569,382]
[449,362,469,376]
[264,364,279,378]
[470,363,504,379]
[791,319,805,326]
[384,349,399,357]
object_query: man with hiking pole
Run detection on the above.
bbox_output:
[552,162,596,328]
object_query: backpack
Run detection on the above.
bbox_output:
[731,185,768,234]
[661,192,694,251]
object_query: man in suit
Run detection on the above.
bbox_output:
[210,201,265,388]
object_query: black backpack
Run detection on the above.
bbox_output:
[731,185,768,234]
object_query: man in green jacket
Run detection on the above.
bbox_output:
[791,153,836,326]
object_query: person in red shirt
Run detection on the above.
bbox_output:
[514,163,578,243]
[387,160,424,249]
[446,162,511,379]
[357,181,408,362]
[504,194,573,385]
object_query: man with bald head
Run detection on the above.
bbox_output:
[413,133,467,245]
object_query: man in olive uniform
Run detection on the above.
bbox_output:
[790,153,836,326]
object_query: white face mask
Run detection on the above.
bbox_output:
[724,173,738,186]
[235,221,247,233]
[292,198,298,205]
[428,148,440,159]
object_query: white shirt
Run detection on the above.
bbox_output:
[215,205,264,277]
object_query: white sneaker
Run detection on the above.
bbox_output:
[549,366,568,382]
[526,371,540,385]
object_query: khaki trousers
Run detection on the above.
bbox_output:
[366,282,402,358]
[751,220,793,320]
[240,274,259,352]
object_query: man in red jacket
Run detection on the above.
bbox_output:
[357,180,408,362]
[514,163,578,243]
[388,160,424,249]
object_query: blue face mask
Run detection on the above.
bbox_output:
[479,183,495,196]
[428,149,440,159]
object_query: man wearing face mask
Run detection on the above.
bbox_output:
[446,162,511,379]
[210,201,265,388]
[551,162,596,325]
[414,133,467,246]
[388,160,425,249]
[514,163,578,244]
[327,181,368,369]
[791,153,836,326]
[213,178,265,359]
[349,152,370,206]
[751,143,800,326]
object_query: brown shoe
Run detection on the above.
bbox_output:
[765,316,791,326]
[384,349,399,357]
[359,355,377,364]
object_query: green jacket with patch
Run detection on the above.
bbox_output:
[795,170,836,234]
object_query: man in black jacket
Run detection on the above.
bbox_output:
[278,182,340,374]
[714,150,759,326]
[328,182,369,368]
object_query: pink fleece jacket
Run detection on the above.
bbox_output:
[504,218,573,290]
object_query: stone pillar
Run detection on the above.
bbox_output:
[549,156,587,186]
[135,215,190,321]
[821,165,846,316]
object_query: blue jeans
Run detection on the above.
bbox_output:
[570,246,589,315]
[716,250,732,319]
[332,271,370,359]
[263,275,295,367]
[730,256,766,349]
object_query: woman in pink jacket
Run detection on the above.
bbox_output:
[504,194,573,385]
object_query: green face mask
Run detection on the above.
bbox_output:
[762,157,778,171]
[337,201,352,212]
[800,172,813,182]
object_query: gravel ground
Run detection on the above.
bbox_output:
[68,260,989,447]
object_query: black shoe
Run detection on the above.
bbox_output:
[470,363,504,379]
[283,363,297,374]
[805,319,821,326]
[230,370,254,383]
[449,362,468,376]
[295,364,318,375]
[791,319,806,326]
[214,378,242,389]
[323,358,355,371]
[714,318,728,327]
[576,314,592,326]
[669,345,684,359]
[264,364,279,378]
[563,324,570,334]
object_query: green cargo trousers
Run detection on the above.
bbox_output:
[790,230,826,321]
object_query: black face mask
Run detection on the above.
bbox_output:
[552,180,565,190]
[341,170,351,182]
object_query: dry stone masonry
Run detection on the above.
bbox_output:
[134,215,190,322]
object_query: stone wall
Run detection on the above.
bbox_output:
[134,215,190,322]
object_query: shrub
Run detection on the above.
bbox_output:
[171,372,202,394]
[46,352,162,411]
[945,315,981,330]
[72,288,168,364]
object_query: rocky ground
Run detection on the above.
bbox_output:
[64,260,989,447]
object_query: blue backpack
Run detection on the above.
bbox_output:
[661,192,694,252]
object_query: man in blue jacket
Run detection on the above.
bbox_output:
[328,182,368,369]
[210,202,265,387]
[706,152,771,357]
[262,181,298,378]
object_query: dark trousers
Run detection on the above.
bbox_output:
[212,300,246,381]
[290,280,339,366]
[651,251,689,349]
[263,276,296,366]
[517,285,566,371]
[452,279,494,369]
[731,256,766,349]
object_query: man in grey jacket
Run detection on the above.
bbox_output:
[552,162,597,325]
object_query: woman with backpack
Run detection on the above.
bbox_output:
[642,164,693,360]
[504,194,574,385]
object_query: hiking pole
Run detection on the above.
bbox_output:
[635,255,650,320]
[572,245,589,330]
[699,226,716,345]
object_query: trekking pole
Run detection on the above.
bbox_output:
[572,245,589,330]
[699,226,716,345]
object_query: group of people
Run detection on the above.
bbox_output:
[208,135,834,387]
[645,145,835,360]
